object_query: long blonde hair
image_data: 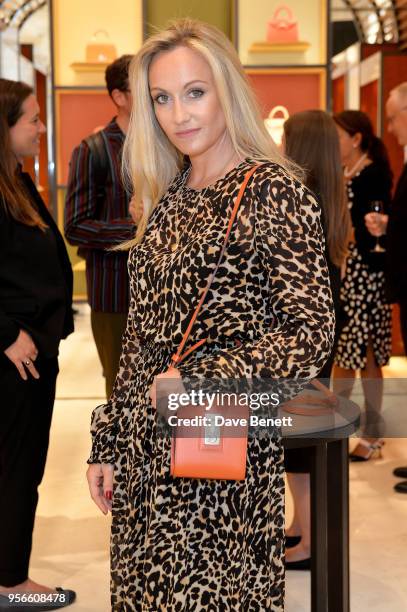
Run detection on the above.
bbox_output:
[123,18,302,246]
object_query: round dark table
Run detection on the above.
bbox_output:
[281,396,361,612]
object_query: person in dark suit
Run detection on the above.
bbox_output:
[365,82,407,493]
[0,78,75,607]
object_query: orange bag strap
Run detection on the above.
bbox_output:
[171,164,261,368]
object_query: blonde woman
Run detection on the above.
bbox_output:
[86,19,334,610]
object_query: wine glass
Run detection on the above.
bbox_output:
[369,201,386,253]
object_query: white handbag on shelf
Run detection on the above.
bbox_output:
[264,105,290,146]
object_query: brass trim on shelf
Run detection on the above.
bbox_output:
[249,41,311,54]
[70,62,110,72]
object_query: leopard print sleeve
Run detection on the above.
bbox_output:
[88,314,140,464]
[178,169,335,382]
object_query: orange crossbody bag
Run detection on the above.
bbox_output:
[169,165,260,480]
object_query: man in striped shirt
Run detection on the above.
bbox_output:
[65,55,135,398]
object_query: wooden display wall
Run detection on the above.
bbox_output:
[55,90,116,186]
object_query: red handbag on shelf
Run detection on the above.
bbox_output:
[168,165,261,481]
[267,5,299,44]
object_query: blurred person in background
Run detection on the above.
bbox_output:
[283,110,351,569]
[365,83,407,491]
[0,78,75,607]
[65,55,135,398]
[333,110,393,461]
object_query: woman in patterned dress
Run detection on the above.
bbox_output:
[86,19,334,611]
[333,111,393,461]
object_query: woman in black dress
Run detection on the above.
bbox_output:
[283,110,351,568]
[333,111,393,461]
[0,78,75,607]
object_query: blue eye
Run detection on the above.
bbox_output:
[154,94,169,105]
[189,89,204,98]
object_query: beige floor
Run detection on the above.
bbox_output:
[30,304,407,611]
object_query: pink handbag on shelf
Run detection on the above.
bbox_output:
[267,5,299,44]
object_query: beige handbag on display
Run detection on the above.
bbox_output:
[86,30,117,63]
[264,105,290,146]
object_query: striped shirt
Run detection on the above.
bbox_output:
[65,118,134,313]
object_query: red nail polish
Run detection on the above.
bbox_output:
[105,490,112,501]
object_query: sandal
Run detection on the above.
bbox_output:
[349,438,385,462]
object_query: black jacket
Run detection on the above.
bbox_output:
[386,164,407,303]
[0,171,74,357]
[349,161,392,272]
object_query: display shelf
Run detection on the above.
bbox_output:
[249,41,311,54]
[70,62,110,73]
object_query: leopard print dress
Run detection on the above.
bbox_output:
[89,160,334,611]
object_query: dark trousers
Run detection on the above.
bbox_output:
[399,298,407,356]
[90,310,127,398]
[0,355,58,587]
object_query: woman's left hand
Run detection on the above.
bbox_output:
[365,212,388,237]
[150,367,186,411]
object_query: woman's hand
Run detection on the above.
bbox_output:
[365,212,388,237]
[150,367,186,411]
[129,196,144,225]
[86,463,114,515]
[4,329,39,380]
